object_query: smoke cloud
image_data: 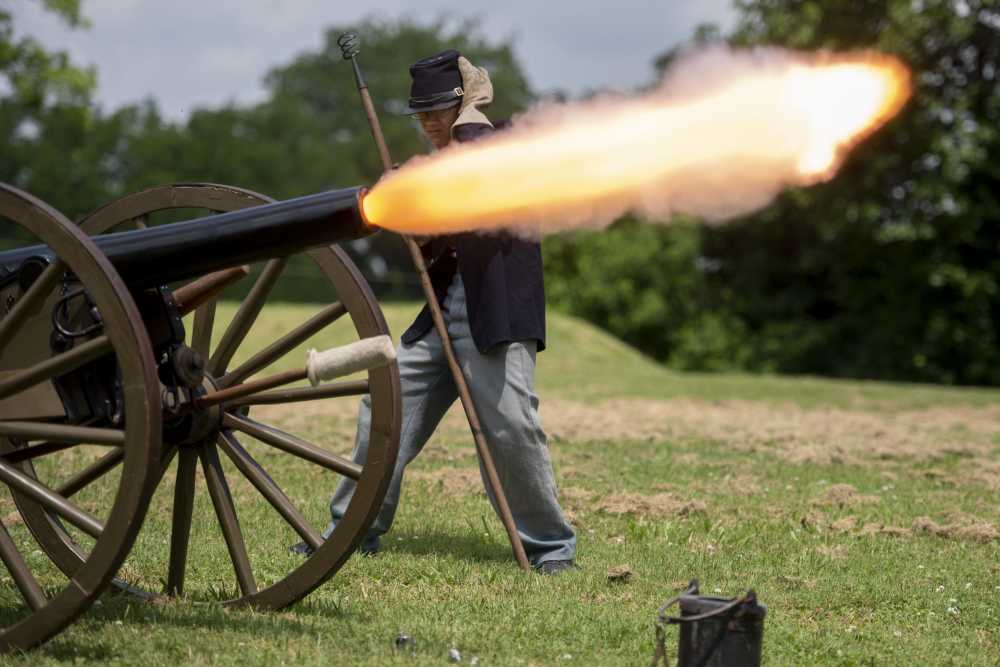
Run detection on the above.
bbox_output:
[363,46,910,237]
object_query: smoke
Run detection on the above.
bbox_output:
[363,46,910,237]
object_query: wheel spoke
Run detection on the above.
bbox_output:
[2,441,79,463]
[166,447,197,596]
[193,368,305,411]
[227,379,369,408]
[0,520,46,611]
[0,335,112,402]
[199,443,257,597]
[192,300,217,359]
[217,432,321,551]
[173,266,250,316]
[157,444,178,482]
[222,413,362,480]
[0,422,124,446]
[219,302,347,388]
[208,258,287,376]
[0,258,64,352]
[0,459,103,538]
[56,449,124,498]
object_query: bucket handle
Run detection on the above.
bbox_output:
[650,580,757,667]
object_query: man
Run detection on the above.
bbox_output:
[297,49,576,574]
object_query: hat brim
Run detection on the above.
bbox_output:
[402,98,461,116]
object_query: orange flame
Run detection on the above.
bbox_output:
[362,49,911,235]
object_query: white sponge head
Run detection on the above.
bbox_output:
[306,335,396,386]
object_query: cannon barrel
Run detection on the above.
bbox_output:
[0,186,373,288]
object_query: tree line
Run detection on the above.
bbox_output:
[3,1,998,385]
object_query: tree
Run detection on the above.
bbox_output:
[248,17,535,297]
[546,1,1000,384]
[262,17,533,188]
[97,17,535,298]
[699,0,1000,384]
[0,0,104,214]
[2,13,536,299]
[544,217,756,370]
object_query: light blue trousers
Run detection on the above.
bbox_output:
[324,275,576,565]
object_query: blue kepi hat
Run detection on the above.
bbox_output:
[403,49,465,115]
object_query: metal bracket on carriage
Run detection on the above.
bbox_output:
[190,335,396,411]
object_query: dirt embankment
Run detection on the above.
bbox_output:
[256,395,1000,467]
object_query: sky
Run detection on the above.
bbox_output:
[12,0,736,121]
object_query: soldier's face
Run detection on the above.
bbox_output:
[416,105,460,149]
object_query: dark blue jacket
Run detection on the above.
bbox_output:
[400,122,546,353]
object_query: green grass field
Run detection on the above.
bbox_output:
[2,302,999,665]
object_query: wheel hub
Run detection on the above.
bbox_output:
[164,375,223,447]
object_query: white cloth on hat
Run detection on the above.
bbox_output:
[451,56,494,135]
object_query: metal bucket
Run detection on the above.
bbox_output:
[651,580,766,667]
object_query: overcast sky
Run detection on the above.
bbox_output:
[13,1,736,121]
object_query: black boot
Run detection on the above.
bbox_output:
[535,560,577,575]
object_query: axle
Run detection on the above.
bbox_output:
[0,186,373,289]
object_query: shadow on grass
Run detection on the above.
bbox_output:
[91,595,329,630]
[379,527,514,564]
[0,589,340,662]
[0,600,111,661]
[15,638,116,663]
[0,526,511,657]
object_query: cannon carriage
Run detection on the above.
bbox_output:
[0,182,402,650]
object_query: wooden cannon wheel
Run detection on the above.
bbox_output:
[14,183,401,610]
[0,184,161,650]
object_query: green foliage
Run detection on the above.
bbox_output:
[262,17,533,189]
[0,0,98,211]
[245,17,534,296]
[544,219,701,361]
[552,0,1000,384]
[33,0,86,27]
[705,0,1000,384]
[1,13,534,297]
[3,4,999,383]
[543,220,759,373]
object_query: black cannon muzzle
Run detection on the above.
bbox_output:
[0,186,374,289]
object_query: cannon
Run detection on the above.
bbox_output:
[0,182,402,650]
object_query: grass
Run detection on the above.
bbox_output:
[2,301,998,665]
